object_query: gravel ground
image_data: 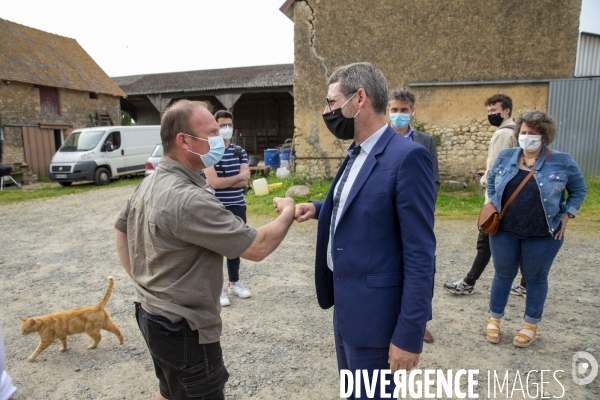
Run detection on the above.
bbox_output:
[0,185,599,399]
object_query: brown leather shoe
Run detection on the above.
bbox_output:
[423,329,434,343]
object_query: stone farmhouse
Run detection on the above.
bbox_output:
[280,0,599,179]
[0,18,125,178]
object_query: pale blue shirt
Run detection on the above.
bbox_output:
[327,124,388,271]
[404,124,415,141]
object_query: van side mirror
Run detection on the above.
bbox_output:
[103,142,113,152]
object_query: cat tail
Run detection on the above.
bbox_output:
[96,276,115,309]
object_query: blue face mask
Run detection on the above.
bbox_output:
[183,133,225,168]
[390,113,411,129]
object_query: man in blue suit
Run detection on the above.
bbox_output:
[295,62,436,399]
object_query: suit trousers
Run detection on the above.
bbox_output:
[334,310,395,399]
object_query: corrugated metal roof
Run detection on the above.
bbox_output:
[112,64,294,96]
[0,18,125,97]
[575,32,600,77]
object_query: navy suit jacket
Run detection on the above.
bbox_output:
[313,125,436,354]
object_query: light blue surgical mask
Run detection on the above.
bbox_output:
[183,133,225,168]
[390,113,411,129]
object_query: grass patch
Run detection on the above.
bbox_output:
[3,170,598,223]
[435,183,484,219]
[245,175,600,221]
[0,176,143,206]
[245,172,332,215]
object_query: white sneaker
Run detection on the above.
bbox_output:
[228,282,251,298]
[220,290,230,307]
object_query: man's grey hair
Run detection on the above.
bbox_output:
[328,62,388,114]
[389,88,416,109]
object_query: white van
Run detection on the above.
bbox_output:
[48,125,161,186]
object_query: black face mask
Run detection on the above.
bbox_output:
[487,113,504,127]
[322,93,359,140]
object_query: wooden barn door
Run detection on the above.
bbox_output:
[22,127,57,178]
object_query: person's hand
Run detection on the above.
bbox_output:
[295,203,316,222]
[273,197,295,215]
[476,170,485,177]
[238,167,251,181]
[554,214,570,240]
[388,342,420,374]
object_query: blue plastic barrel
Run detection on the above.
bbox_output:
[264,148,280,168]
[280,150,291,162]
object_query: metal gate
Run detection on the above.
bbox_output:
[21,127,57,178]
[548,78,600,177]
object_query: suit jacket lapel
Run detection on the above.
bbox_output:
[337,126,395,222]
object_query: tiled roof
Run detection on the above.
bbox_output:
[0,18,125,97]
[113,64,294,96]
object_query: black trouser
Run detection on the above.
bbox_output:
[225,205,246,283]
[135,303,228,400]
[464,232,526,288]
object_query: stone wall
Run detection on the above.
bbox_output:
[289,0,579,178]
[0,80,121,164]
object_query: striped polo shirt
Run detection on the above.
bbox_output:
[214,143,248,206]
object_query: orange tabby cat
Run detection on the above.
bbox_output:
[20,276,124,361]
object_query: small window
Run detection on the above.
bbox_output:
[89,92,99,100]
[102,132,121,152]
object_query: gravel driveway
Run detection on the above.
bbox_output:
[1,185,598,399]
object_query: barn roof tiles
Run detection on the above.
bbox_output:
[113,64,294,96]
[0,18,125,97]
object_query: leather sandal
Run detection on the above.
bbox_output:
[513,323,538,348]
[486,317,501,344]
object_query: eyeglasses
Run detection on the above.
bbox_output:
[522,112,545,120]
[182,132,220,141]
[219,123,233,129]
[325,91,357,111]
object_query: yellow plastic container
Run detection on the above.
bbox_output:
[268,182,283,192]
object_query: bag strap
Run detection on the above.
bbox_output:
[498,149,552,219]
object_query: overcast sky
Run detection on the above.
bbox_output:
[1,0,294,77]
[2,0,599,78]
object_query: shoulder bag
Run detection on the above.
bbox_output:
[478,149,552,235]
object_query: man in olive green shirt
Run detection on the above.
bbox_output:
[114,100,295,400]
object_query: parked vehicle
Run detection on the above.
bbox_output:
[48,126,160,186]
[145,144,163,176]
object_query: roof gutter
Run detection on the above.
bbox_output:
[408,78,586,87]
[279,0,296,21]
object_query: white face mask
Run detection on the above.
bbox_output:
[518,134,543,152]
[219,126,233,140]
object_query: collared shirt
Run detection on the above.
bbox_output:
[114,157,257,343]
[403,124,415,141]
[327,124,388,271]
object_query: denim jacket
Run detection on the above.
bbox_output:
[487,146,587,235]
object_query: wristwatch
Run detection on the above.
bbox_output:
[567,212,575,219]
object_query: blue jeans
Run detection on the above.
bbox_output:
[224,205,246,283]
[489,230,563,324]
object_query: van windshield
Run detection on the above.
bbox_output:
[59,130,106,152]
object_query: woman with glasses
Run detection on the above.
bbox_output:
[484,111,587,347]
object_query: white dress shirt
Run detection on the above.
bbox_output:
[327,124,388,271]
